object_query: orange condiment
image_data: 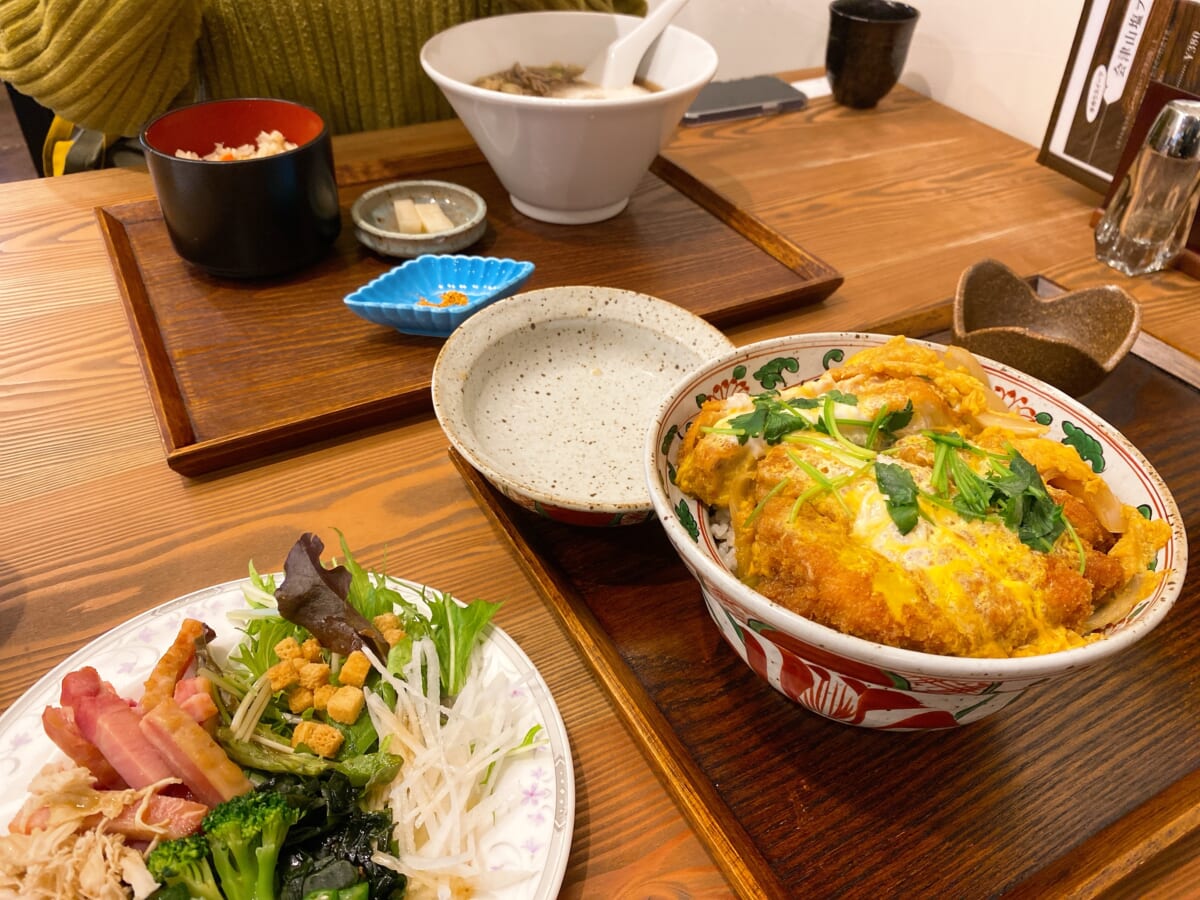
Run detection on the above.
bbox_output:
[416,290,469,308]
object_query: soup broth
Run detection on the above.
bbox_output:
[473,62,658,99]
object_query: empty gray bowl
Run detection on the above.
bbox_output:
[951,259,1141,397]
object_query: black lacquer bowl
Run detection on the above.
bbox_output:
[141,98,341,279]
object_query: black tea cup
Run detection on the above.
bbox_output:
[826,0,920,110]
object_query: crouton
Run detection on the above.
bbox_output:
[266,660,300,692]
[274,637,303,662]
[380,629,403,647]
[338,651,371,687]
[298,661,331,691]
[300,637,323,661]
[326,685,365,725]
[373,613,401,634]
[286,686,314,714]
[313,684,337,712]
[292,720,344,759]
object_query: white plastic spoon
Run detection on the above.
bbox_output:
[582,0,692,92]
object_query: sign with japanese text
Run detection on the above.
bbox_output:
[1040,0,1200,192]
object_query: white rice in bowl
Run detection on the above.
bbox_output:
[710,508,737,571]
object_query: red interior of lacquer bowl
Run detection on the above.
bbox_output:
[143,99,325,156]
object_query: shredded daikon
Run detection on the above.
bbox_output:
[362,639,545,899]
[229,672,273,743]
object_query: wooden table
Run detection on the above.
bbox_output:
[2,79,1198,897]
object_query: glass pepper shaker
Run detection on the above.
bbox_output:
[1095,98,1200,277]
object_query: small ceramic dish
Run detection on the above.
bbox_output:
[351,180,487,258]
[431,286,735,526]
[952,259,1141,397]
[344,254,535,337]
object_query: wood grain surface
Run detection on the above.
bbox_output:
[0,145,732,898]
[5,79,1200,898]
[98,149,838,476]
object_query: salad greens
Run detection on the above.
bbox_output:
[187,532,508,898]
[400,588,501,698]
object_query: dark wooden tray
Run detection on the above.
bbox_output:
[97,151,841,477]
[450,340,1200,899]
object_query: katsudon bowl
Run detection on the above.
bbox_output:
[644,333,1187,730]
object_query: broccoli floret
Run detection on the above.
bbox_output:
[202,789,301,900]
[145,833,223,900]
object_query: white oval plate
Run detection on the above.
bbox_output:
[432,285,735,524]
[0,578,574,900]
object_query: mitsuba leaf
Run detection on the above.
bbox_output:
[875,461,920,534]
[987,450,1066,552]
[726,393,825,445]
[1019,501,1066,552]
[866,400,914,448]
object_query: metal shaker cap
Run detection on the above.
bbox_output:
[1146,99,1200,159]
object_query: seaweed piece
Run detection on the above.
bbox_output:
[263,772,407,900]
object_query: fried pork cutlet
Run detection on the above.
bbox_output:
[676,337,1170,658]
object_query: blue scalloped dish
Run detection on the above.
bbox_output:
[344,254,535,338]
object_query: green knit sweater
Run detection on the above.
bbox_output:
[0,0,647,137]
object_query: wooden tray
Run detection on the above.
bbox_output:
[450,340,1200,898]
[97,151,841,477]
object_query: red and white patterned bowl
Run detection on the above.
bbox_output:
[644,333,1187,730]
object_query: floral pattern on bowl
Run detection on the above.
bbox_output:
[344,254,535,338]
[644,333,1187,730]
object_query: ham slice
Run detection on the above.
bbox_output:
[11,784,206,841]
[60,667,176,789]
[139,697,252,807]
[41,706,128,791]
[104,793,207,840]
[174,675,219,726]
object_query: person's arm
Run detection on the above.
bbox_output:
[0,0,204,136]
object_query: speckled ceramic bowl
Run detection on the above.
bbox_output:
[952,259,1141,397]
[344,254,534,337]
[433,286,734,526]
[645,333,1187,729]
[351,180,487,258]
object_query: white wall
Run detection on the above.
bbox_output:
[658,0,1087,149]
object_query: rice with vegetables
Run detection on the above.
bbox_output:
[175,129,297,161]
